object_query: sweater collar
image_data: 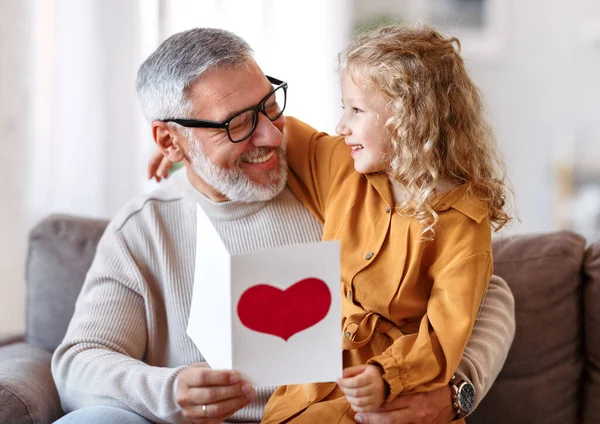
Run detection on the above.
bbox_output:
[172,169,269,221]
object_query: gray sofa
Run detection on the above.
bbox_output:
[0,215,107,424]
[1,214,599,424]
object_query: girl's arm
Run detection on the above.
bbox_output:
[283,116,352,223]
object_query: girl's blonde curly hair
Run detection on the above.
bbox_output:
[339,24,511,237]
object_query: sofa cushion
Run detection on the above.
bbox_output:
[26,214,108,352]
[0,342,64,424]
[469,231,586,424]
[583,240,600,424]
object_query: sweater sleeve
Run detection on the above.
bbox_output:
[454,274,515,413]
[51,223,186,423]
[368,218,492,400]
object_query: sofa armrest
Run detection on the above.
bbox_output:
[0,333,25,347]
[0,342,64,424]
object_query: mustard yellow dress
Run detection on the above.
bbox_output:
[262,118,492,423]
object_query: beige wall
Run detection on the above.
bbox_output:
[0,0,31,336]
[466,0,600,236]
[351,0,600,237]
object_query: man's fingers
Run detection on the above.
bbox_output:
[371,393,414,412]
[186,382,253,405]
[356,388,454,424]
[355,410,403,424]
[184,394,253,420]
[180,368,241,388]
[175,364,255,423]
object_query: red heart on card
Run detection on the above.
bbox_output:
[237,278,331,341]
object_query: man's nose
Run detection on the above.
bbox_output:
[250,112,282,148]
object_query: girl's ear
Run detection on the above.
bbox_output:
[152,121,185,163]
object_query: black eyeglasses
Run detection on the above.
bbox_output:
[163,76,287,143]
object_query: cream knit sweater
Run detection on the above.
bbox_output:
[51,170,515,423]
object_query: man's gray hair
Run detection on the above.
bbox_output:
[136,28,253,122]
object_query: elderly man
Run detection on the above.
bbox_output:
[51,28,515,424]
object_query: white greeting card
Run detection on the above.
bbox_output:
[187,204,342,386]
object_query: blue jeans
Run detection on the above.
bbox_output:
[54,406,153,424]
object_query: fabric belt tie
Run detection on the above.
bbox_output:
[341,295,418,350]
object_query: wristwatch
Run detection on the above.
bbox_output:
[449,374,475,420]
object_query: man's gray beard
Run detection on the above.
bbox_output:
[187,134,288,203]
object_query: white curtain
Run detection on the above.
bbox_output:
[30,0,160,221]
[0,0,33,336]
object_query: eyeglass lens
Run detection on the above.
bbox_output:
[227,86,286,142]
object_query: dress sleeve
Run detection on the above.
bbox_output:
[283,116,350,224]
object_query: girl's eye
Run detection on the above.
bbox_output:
[352,107,362,114]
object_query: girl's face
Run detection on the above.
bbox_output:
[336,72,392,174]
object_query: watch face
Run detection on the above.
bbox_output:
[458,383,475,413]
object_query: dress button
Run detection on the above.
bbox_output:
[365,252,374,260]
[386,206,391,213]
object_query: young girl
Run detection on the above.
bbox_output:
[261,25,510,423]
[149,25,510,424]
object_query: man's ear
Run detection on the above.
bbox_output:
[152,121,186,163]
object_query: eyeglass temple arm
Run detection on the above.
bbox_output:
[164,119,225,129]
[266,75,285,85]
